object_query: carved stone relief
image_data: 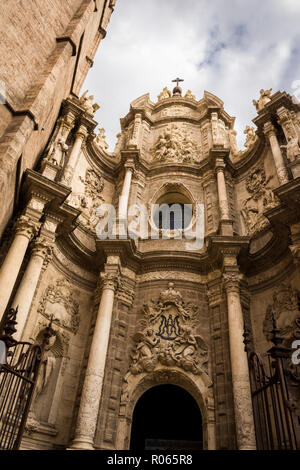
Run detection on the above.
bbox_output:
[128,283,208,377]
[263,283,300,344]
[94,128,109,151]
[151,125,200,164]
[68,167,104,232]
[37,278,80,334]
[253,88,272,112]
[241,167,279,236]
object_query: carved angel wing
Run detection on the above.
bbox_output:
[132,332,145,343]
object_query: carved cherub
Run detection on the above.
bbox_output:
[80,90,100,116]
[253,88,272,112]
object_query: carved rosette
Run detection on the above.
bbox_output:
[14,215,40,241]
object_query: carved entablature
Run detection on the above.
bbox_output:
[37,278,80,334]
[241,167,279,236]
[151,125,200,164]
[263,283,300,345]
[129,283,208,377]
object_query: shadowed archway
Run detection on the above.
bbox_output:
[130,384,203,451]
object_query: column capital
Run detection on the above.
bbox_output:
[215,157,226,172]
[263,121,276,138]
[76,124,89,141]
[223,272,243,293]
[31,235,54,267]
[14,215,40,241]
[100,271,120,292]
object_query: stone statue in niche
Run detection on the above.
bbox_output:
[263,284,300,345]
[129,283,208,376]
[79,90,100,116]
[151,125,200,164]
[45,138,69,167]
[27,328,64,428]
[94,127,109,151]
[253,88,272,112]
[281,135,300,162]
[241,167,279,236]
[37,278,80,334]
[157,87,172,101]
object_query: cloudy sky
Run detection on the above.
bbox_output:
[83,0,300,150]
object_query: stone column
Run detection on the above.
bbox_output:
[60,124,88,186]
[118,162,134,237]
[223,272,256,450]
[215,158,233,235]
[11,236,54,341]
[69,269,119,450]
[264,122,289,185]
[0,215,39,320]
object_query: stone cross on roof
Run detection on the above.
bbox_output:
[172,77,184,87]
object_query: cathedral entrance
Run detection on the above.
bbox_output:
[130,384,203,451]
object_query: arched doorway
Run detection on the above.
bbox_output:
[130,384,203,451]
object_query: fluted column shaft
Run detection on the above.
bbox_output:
[70,271,119,450]
[224,274,256,450]
[0,216,39,320]
[264,122,289,185]
[12,236,53,341]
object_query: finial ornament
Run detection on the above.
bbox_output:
[172,77,184,96]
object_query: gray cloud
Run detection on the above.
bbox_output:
[83,0,300,149]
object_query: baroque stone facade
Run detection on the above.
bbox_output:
[0,69,300,451]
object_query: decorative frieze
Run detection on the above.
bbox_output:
[151,125,200,164]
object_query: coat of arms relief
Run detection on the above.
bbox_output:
[129,283,208,377]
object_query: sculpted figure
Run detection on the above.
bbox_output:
[80,90,100,116]
[244,126,257,149]
[281,135,300,162]
[157,87,172,101]
[94,127,109,150]
[253,88,272,112]
[130,328,160,374]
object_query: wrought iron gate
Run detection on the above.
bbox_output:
[244,317,300,450]
[0,307,52,450]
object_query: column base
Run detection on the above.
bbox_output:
[220,218,234,236]
[67,438,95,450]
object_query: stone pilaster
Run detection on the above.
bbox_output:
[69,262,120,450]
[222,268,256,450]
[264,122,289,185]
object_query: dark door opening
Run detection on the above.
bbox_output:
[130,384,203,451]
